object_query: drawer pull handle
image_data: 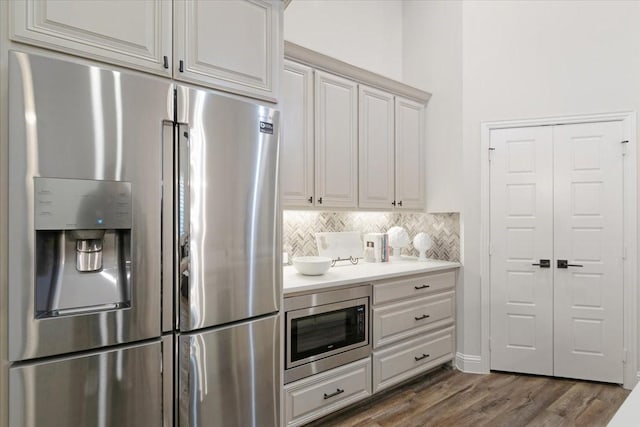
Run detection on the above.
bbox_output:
[415,353,430,362]
[414,314,430,321]
[414,284,430,290]
[323,388,344,399]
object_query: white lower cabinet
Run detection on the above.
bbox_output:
[283,269,458,425]
[372,291,454,348]
[372,327,454,393]
[284,358,372,427]
[372,269,456,393]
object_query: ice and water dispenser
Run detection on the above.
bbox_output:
[34,177,132,317]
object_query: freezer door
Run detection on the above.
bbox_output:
[179,314,280,427]
[176,85,281,331]
[9,340,163,427]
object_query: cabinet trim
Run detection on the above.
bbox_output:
[285,41,431,104]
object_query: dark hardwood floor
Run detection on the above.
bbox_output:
[305,366,630,427]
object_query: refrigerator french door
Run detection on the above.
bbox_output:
[168,85,281,427]
[7,51,170,426]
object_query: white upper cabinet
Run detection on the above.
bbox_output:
[315,71,358,208]
[10,0,282,102]
[174,0,281,102]
[10,0,173,76]
[395,97,426,210]
[358,85,395,209]
[282,60,314,207]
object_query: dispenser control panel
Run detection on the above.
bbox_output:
[34,177,132,230]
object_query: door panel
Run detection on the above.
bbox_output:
[9,341,162,427]
[553,121,624,383]
[395,97,425,210]
[10,0,172,76]
[359,85,395,209]
[8,52,169,361]
[174,0,281,102]
[179,314,280,427]
[490,126,553,375]
[314,71,358,208]
[282,61,314,207]
[177,86,280,331]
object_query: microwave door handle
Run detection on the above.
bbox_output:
[176,124,190,326]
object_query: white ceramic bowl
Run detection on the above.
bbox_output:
[292,256,332,276]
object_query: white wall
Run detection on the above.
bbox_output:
[284,0,403,81]
[459,1,640,372]
[402,0,462,213]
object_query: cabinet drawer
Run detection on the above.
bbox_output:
[373,291,454,348]
[284,357,372,427]
[373,327,454,393]
[373,270,455,305]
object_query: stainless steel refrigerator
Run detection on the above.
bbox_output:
[7,51,280,427]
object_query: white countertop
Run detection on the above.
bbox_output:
[608,382,640,426]
[283,257,460,295]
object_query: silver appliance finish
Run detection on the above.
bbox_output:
[9,340,163,427]
[179,314,280,427]
[176,85,281,332]
[8,50,172,360]
[172,85,282,426]
[283,285,372,384]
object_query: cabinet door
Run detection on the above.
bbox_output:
[282,61,314,208]
[315,71,358,208]
[174,0,281,103]
[358,86,395,209]
[395,97,426,210]
[10,0,172,76]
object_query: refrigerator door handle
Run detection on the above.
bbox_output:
[176,125,191,321]
[162,120,176,333]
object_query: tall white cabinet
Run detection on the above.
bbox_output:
[281,60,314,206]
[358,90,426,210]
[395,97,426,210]
[314,71,359,208]
[10,0,282,102]
[281,44,431,211]
[358,85,395,209]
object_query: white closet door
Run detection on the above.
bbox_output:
[490,126,554,376]
[553,121,624,383]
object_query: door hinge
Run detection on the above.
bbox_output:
[489,337,492,352]
[488,147,495,162]
[489,242,493,256]
[622,140,629,156]
[623,349,628,364]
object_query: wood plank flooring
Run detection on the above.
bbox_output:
[305,366,630,427]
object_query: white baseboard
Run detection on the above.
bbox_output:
[455,352,484,374]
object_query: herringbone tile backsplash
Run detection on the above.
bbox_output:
[283,211,460,262]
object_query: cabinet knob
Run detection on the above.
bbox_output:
[398,200,403,207]
[318,197,323,204]
[163,56,169,69]
[391,200,396,206]
[179,60,184,73]
[307,196,313,204]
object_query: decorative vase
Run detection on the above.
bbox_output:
[413,232,433,262]
[387,226,410,261]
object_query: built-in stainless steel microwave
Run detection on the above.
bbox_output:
[284,285,372,384]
